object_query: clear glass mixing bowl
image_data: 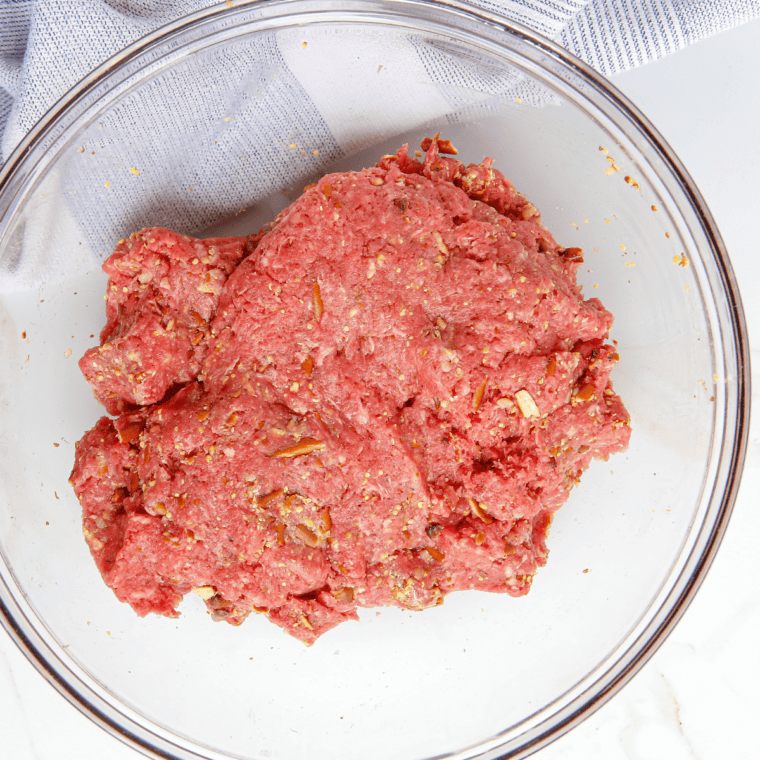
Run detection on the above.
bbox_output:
[0,1,749,758]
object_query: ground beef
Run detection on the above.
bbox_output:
[79,228,260,414]
[71,138,631,644]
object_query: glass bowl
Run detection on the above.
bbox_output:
[0,1,749,758]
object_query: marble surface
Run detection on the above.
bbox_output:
[1,16,758,760]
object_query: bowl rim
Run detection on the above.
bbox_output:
[0,1,751,758]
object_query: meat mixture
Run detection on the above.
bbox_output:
[70,137,631,644]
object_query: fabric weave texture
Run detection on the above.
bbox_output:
[2,0,757,165]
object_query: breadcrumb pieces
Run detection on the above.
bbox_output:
[673,253,689,267]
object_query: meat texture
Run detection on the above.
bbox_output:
[71,138,631,644]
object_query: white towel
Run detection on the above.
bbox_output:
[0,0,757,291]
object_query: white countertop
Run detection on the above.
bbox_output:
[1,16,758,760]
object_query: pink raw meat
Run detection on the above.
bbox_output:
[71,138,630,644]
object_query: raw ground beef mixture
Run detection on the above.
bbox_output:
[70,137,631,644]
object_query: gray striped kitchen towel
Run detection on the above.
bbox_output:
[2,0,758,167]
